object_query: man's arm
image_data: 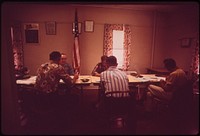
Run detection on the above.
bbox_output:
[91,63,100,76]
[59,65,77,87]
[162,74,176,92]
[68,64,74,75]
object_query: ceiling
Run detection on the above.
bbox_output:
[10,2,198,13]
[69,2,198,12]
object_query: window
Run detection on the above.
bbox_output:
[103,24,131,70]
[113,30,124,69]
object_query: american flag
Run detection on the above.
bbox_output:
[72,9,80,73]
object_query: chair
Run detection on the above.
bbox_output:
[17,86,37,116]
[153,79,193,116]
[17,86,36,126]
[102,91,136,131]
[18,87,71,126]
[169,80,193,117]
[153,97,169,114]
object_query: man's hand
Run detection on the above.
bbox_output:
[160,79,166,88]
[73,72,79,80]
[72,72,79,83]
[94,72,101,77]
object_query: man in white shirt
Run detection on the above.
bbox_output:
[100,55,130,97]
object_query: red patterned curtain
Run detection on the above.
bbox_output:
[103,24,131,70]
[103,24,123,56]
[123,25,131,71]
[11,24,24,70]
[189,39,199,94]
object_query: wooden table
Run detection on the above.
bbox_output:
[16,74,165,86]
[17,74,165,101]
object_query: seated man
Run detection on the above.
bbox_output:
[99,56,135,128]
[144,58,188,112]
[91,55,108,77]
[100,55,130,97]
[34,51,79,109]
[60,53,74,75]
[35,51,78,94]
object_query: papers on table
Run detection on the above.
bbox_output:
[127,74,166,83]
[91,76,100,83]
[127,75,149,83]
[141,74,166,82]
[16,76,36,85]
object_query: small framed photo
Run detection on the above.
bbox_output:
[72,22,82,34]
[84,20,94,32]
[180,38,191,48]
[24,23,39,43]
[45,21,56,35]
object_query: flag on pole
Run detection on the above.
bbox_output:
[72,9,80,73]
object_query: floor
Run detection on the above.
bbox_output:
[19,89,199,135]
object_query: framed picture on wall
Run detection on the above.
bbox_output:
[24,23,39,43]
[180,38,191,48]
[84,20,94,32]
[45,21,56,35]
